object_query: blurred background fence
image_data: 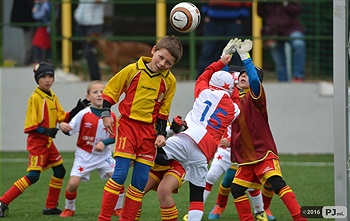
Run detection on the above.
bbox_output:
[0,0,343,81]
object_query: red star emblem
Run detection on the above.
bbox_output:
[222,82,230,90]
[216,155,223,160]
[78,166,84,172]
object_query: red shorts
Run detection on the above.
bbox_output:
[233,158,282,189]
[113,117,157,166]
[149,160,186,194]
[27,142,63,172]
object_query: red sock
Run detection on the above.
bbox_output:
[234,195,254,221]
[119,185,143,221]
[279,186,306,221]
[0,176,31,205]
[98,179,122,221]
[160,204,178,221]
[205,182,213,191]
[65,190,77,200]
[45,176,63,208]
[216,183,230,208]
[262,184,274,210]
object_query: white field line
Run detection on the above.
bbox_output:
[0,158,334,166]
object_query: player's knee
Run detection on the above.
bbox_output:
[53,164,66,179]
[189,182,204,202]
[266,175,286,194]
[206,170,221,185]
[131,162,151,191]
[26,170,41,184]
[231,183,247,199]
[221,169,236,187]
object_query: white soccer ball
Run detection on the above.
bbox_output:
[169,2,201,33]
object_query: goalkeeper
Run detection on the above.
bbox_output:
[230,38,307,221]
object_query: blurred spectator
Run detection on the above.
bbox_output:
[32,0,52,63]
[74,0,107,81]
[258,1,306,82]
[196,1,252,79]
[10,0,35,65]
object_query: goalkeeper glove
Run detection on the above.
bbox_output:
[221,38,241,57]
[68,98,90,121]
[235,39,253,61]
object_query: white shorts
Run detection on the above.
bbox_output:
[210,147,232,171]
[163,133,208,187]
[70,148,115,181]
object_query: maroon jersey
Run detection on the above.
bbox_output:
[230,86,278,165]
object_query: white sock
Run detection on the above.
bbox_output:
[65,198,76,211]
[248,189,264,213]
[203,189,211,203]
[114,192,125,210]
[188,209,203,221]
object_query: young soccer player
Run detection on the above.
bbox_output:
[58,80,124,218]
[0,62,88,217]
[230,38,307,221]
[97,35,183,221]
[205,66,276,221]
[156,49,241,221]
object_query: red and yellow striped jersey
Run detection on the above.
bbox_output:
[24,87,68,150]
[103,56,176,123]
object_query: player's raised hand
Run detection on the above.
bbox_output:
[235,39,253,60]
[221,38,237,57]
[220,54,232,66]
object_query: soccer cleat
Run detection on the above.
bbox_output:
[42,207,62,215]
[60,209,75,217]
[0,201,9,217]
[114,209,122,217]
[254,211,268,221]
[265,208,276,221]
[208,205,225,220]
[183,214,188,221]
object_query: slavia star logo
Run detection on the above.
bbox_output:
[78,166,84,173]
[217,155,223,160]
[222,82,230,90]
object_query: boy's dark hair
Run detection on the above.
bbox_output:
[239,66,264,83]
[155,35,183,64]
[33,62,55,83]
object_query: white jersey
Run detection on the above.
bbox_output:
[181,88,239,162]
[69,107,116,155]
[68,107,117,181]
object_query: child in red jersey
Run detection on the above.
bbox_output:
[97,35,183,221]
[59,81,124,218]
[230,38,307,221]
[0,62,87,217]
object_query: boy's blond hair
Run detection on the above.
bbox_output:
[155,35,183,64]
[87,80,104,94]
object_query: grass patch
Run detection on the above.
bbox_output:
[0,152,334,221]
